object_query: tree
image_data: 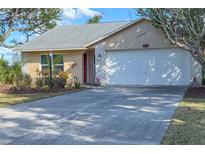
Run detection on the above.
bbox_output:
[0,8,62,48]
[86,15,102,24]
[137,8,205,71]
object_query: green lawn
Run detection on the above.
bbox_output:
[161,98,205,144]
[0,89,85,107]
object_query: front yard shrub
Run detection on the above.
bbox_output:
[35,77,44,88]
[0,57,11,84]
[10,62,22,77]
[53,78,65,88]
[13,73,32,90]
[202,71,205,85]
[58,71,70,80]
[35,70,72,89]
[74,81,80,89]
[0,57,22,84]
[55,71,70,88]
[74,77,81,89]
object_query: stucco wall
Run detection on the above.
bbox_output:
[94,20,175,83]
[189,53,202,85]
[94,20,202,85]
[95,45,106,83]
[87,50,95,84]
[92,20,173,50]
[21,52,29,75]
[21,50,84,83]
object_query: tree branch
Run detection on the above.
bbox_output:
[0,43,15,48]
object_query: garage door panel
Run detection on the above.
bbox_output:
[105,49,190,85]
[155,51,188,85]
[105,53,145,84]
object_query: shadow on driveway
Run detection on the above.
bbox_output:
[0,86,186,144]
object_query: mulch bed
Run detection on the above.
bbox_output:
[184,87,205,99]
[0,84,12,94]
[0,84,85,94]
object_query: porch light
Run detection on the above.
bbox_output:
[97,53,102,61]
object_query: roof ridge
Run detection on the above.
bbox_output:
[56,20,130,28]
[85,20,130,24]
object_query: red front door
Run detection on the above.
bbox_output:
[83,54,87,83]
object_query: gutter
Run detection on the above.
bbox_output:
[13,48,88,52]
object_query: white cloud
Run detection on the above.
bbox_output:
[78,8,101,17]
[0,47,20,64]
[63,8,102,20]
[58,18,72,26]
[63,8,78,19]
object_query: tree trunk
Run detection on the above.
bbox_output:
[190,49,205,72]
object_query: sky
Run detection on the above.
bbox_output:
[61,8,138,25]
[0,8,139,63]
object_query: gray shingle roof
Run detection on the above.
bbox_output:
[14,21,130,51]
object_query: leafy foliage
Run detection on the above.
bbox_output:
[35,77,44,89]
[0,57,22,84]
[0,57,10,83]
[86,15,102,24]
[202,72,205,85]
[35,70,71,89]
[0,56,32,89]
[73,77,81,89]
[13,73,32,90]
[0,8,62,48]
[137,8,205,70]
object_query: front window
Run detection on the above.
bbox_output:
[41,55,50,75]
[40,54,64,75]
[53,55,64,74]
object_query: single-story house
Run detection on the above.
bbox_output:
[15,18,202,86]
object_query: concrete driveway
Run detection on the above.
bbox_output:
[0,86,186,145]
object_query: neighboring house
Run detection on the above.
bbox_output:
[14,18,202,86]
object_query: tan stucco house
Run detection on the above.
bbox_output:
[15,18,202,86]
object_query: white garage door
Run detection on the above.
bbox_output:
[105,48,191,85]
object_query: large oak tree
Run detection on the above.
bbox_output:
[137,8,205,71]
[0,8,62,48]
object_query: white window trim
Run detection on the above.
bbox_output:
[54,64,64,66]
[39,54,50,71]
[53,55,64,72]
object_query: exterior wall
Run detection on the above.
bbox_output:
[86,50,95,84]
[92,20,173,50]
[93,20,202,85]
[21,52,29,74]
[95,45,106,83]
[189,53,202,85]
[94,20,175,84]
[21,50,84,83]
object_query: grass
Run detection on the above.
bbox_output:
[0,88,86,108]
[161,98,205,145]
